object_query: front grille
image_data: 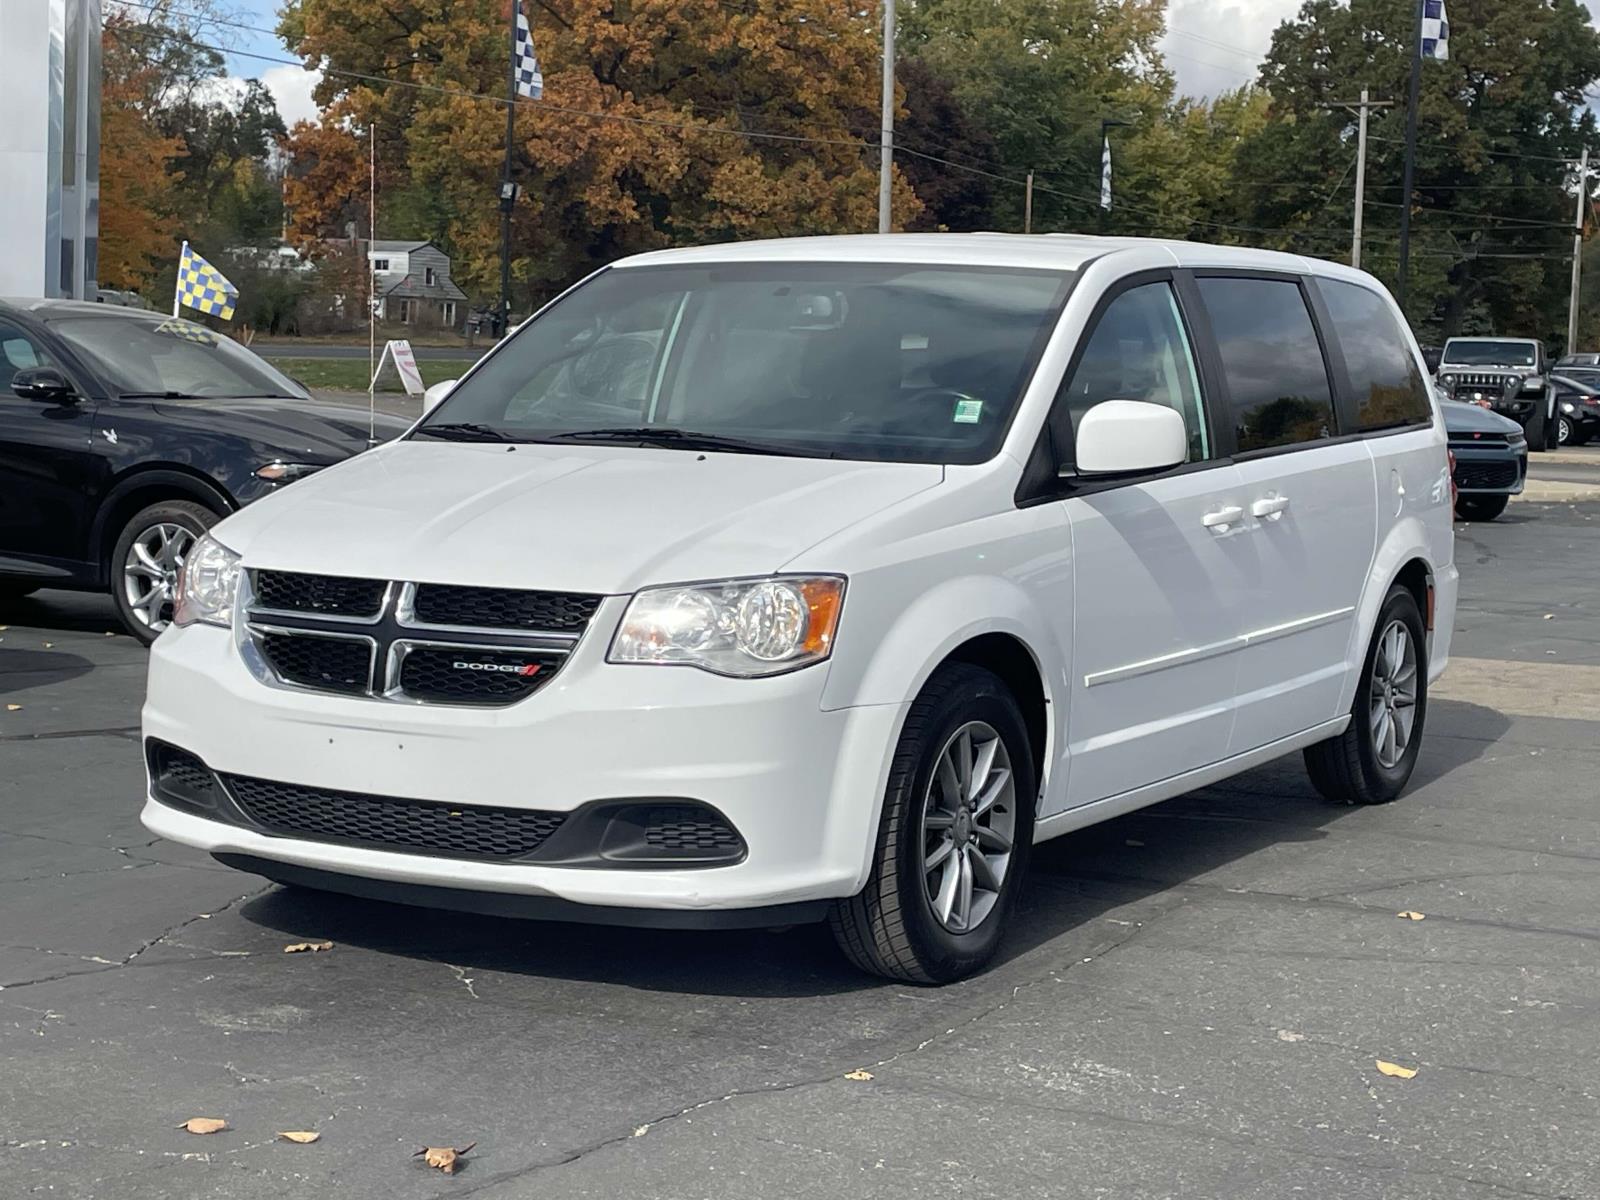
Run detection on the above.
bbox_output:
[1454,459,1521,490]
[397,645,562,704]
[1449,436,1510,450]
[642,806,745,856]
[259,631,373,694]
[224,774,567,861]
[1449,372,1515,389]
[254,570,386,618]
[410,583,602,632]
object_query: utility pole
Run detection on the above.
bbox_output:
[498,0,517,336]
[1570,146,1589,356]
[1397,0,1426,310]
[1323,90,1393,270]
[877,0,895,234]
[1024,172,1034,234]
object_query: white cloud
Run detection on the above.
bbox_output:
[1161,0,1301,100]
[258,64,324,127]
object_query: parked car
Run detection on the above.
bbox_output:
[1442,398,1527,520]
[140,236,1458,983]
[1435,337,1557,450]
[1552,374,1600,445]
[0,300,411,642]
[1555,352,1600,368]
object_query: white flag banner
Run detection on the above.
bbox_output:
[513,0,543,99]
[1421,0,1449,61]
[1100,137,1113,211]
[370,339,426,396]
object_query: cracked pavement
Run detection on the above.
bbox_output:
[3,503,1599,1198]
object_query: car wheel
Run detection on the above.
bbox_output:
[830,663,1037,984]
[110,500,219,645]
[1558,415,1573,445]
[1304,585,1428,806]
[1454,494,1509,522]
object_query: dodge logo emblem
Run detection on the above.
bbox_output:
[453,661,541,676]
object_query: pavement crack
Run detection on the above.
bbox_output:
[446,963,480,999]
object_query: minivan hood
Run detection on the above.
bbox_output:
[214,440,944,594]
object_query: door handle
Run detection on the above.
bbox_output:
[1202,505,1245,533]
[1250,495,1291,520]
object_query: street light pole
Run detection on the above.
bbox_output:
[1397,0,1425,310]
[1569,146,1589,356]
[877,0,894,235]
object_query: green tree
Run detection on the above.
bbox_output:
[1240,0,1600,342]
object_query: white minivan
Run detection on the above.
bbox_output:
[142,235,1457,983]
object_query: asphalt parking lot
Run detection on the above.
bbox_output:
[5,493,1600,1198]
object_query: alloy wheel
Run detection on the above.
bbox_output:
[121,522,195,633]
[1369,618,1419,769]
[921,721,1017,934]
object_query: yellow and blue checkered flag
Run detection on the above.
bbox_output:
[174,241,238,321]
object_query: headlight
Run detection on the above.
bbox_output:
[1561,401,1576,414]
[173,533,241,629]
[256,462,323,482]
[1440,374,1456,386]
[609,576,845,677]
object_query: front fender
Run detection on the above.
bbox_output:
[821,573,1064,716]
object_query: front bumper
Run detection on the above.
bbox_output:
[1450,444,1527,496]
[141,620,906,916]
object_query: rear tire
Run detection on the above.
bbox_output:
[830,663,1037,984]
[1455,494,1508,521]
[109,500,219,645]
[1304,585,1428,806]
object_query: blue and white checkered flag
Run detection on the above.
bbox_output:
[513,0,543,100]
[1421,0,1449,61]
[174,242,238,321]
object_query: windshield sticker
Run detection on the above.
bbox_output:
[153,318,221,346]
[953,398,983,424]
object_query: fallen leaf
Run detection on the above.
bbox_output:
[277,1131,320,1144]
[283,941,333,954]
[5,705,20,712]
[844,1069,874,1081]
[42,641,52,648]
[177,1117,228,1135]
[1376,1060,1418,1079]
[1543,614,1554,620]
[414,1143,475,1174]
[1277,1030,1305,1042]
[1397,911,1426,921]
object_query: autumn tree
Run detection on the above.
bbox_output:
[279,0,918,312]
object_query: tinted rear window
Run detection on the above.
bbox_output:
[1319,280,1433,431]
[1196,277,1337,453]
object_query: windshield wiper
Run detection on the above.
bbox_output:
[541,427,798,456]
[412,422,520,443]
[118,390,204,400]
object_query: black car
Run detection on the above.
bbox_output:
[0,300,410,641]
[1443,396,1528,521]
[1552,374,1600,446]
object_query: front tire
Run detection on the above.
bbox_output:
[1455,494,1509,522]
[830,663,1037,984]
[110,500,219,645]
[1304,585,1428,805]
[1558,414,1573,446]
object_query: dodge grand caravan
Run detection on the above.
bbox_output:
[142,235,1457,983]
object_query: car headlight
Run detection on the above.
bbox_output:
[609,576,845,677]
[1561,401,1576,414]
[256,462,323,482]
[173,533,241,629]
[1440,373,1456,386]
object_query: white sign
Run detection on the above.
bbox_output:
[370,338,426,396]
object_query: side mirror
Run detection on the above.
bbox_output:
[422,378,456,414]
[10,367,77,404]
[1074,399,1188,476]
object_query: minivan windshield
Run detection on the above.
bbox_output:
[416,262,1073,463]
[48,315,310,400]
[1442,340,1538,367]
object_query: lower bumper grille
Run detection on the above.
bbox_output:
[1455,459,1521,490]
[223,774,567,861]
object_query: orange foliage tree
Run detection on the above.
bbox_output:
[278,0,917,310]
[98,14,184,290]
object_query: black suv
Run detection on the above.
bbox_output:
[0,300,410,642]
